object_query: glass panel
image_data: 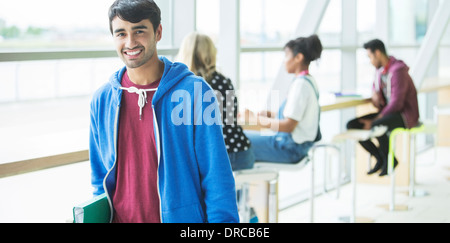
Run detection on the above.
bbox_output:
[441,16,450,45]
[240,0,307,46]
[57,59,94,97]
[389,0,428,45]
[0,0,172,51]
[56,58,123,97]
[0,62,17,102]
[196,0,220,41]
[16,60,58,100]
[239,51,284,111]
[439,48,450,78]
[357,0,376,45]
[310,49,341,93]
[389,48,418,67]
[317,0,342,47]
[357,48,375,93]
[154,0,172,48]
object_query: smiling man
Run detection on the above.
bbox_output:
[88,0,239,223]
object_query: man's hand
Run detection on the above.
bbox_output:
[359,118,372,130]
[371,92,385,109]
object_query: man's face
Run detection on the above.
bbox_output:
[367,49,382,69]
[111,17,162,69]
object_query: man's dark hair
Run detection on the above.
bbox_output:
[109,0,161,34]
[363,39,387,56]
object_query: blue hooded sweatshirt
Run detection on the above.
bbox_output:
[89,56,239,223]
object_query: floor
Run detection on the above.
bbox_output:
[1,148,449,223]
[278,147,450,223]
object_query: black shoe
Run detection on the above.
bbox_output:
[367,160,383,175]
[379,159,399,177]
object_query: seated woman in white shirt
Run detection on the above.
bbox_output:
[243,35,323,163]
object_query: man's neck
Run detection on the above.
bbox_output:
[127,58,164,86]
[380,55,390,69]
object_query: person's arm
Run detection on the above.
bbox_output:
[194,81,239,223]
[249,110,299,133]
[89,100,108,197]
[258,110,274,118]
[371,90,386,110]
[380,68,409,116]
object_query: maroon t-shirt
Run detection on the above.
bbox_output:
[112,71,161,223]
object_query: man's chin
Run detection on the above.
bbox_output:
[123,60,146,69]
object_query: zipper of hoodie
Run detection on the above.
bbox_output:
[152,104,163,223]
[102,103,120,223]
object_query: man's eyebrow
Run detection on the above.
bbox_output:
[113,25,147,34]
[132,25,148,30]
[114,28,125,34]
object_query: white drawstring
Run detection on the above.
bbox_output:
[120,87,158,120]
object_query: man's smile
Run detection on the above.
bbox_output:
[124,49,143,58]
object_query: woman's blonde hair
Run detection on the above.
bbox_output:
[176,32,217,81]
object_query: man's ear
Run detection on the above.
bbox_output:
[155,24,163,42]
[374,49,383,59]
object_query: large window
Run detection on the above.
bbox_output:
[389,0,429,45]
[0,0,113,51]
[196,0,220,41]
[0,0,173,103]
[356,0,377,93]
[238,0,307,110]
[0,0,172,51]
[317,0,342,47]
[240,0,307,47]
[440,16,450,78]
[357,0,376,45]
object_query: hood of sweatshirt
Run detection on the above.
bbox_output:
[108,56,194,106]
[386,56,409,74]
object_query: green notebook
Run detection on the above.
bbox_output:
[73,193,111,223]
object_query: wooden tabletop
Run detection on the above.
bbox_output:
[419,77,450,93]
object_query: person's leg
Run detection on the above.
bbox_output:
[229,147,256,171]
[244,131,306,163]
[359,140,385,174]
[372,113,406,176]
[347,113,384,174]
[346,113,379,130]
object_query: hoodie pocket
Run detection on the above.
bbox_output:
[162,203,206,223]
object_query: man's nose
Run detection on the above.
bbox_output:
[125,35,137,49]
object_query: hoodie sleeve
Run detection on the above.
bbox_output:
[193,80,240,223]
[380,66,409,116]
[89,99,108,197]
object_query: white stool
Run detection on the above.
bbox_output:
[233,169,279,223]
[387,120,437,211]
[251,142,340,223]
[253,156,313,222]
[310,143,342,199]
[332,125,388,223]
